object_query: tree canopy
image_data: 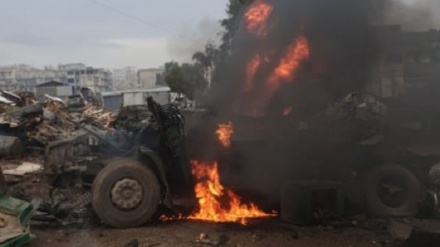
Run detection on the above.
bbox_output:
[163,61,208,100]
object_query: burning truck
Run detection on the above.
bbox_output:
[209,92,439,221]
[184,0,440,224]
[0,92,275,229]
[3,0,440,231]
[1,88,439,229]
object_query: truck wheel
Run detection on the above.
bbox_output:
[363,164,423,217]
[92,159,160,228]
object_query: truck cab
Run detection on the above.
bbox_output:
[43,97,191,228]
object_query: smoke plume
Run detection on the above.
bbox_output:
[167,18,222,63]
[189,0,387,203]
[384,0,440,31]
[212,0,388,118]
[192,0,439,204]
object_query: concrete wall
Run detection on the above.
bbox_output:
[122,91,169,106]
[123,91,145,106]
[36,85,73,99]
[102,95,122,112]
[137,68,163,89]
[144,91,169,105]
[56,86,74,97]
[36,86,57,99]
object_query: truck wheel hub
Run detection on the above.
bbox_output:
[111,178,143,210]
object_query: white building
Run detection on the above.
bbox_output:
[61,63,113,93]
[112,67,137,90]
[0,67,17,91]
[0,65,67,92]
[0,64,113,93]
[100,86,171,111]
[137,68,164,89]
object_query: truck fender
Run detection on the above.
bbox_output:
[138,146,173,209]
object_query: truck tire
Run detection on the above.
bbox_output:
[92,159,160,228]
[363,164,423,217]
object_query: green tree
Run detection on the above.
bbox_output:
[163,61,208,100]
[167,0,251,95]
[219,0,251,52]
[192,41,220,84]
[209,0,253,89]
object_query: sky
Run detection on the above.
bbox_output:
[0,0,229,69]
[0,0,438,70]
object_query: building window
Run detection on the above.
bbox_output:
[68,78,75,83]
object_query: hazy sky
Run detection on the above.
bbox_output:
[1,0,437,69]
[0,0,228,69]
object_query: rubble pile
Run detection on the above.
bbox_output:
[0,92,119,242]
[82,106,114,129]
[0,92,115,153]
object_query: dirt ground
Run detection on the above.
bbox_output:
[28,218,394,247]
[0,161,429,247]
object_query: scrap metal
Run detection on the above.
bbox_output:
[0,166,36,247]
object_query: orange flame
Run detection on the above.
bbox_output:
[283,107,292,116]
[245,55,262,92]
[244,0,273,37]
[267,36,310,93]
[216,121,234,148]
[188,160,274,225]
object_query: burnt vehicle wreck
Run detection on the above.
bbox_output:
[0,96,191,228]
[2,89,440,231]
[205,91,440,222]
[42,97,190,228]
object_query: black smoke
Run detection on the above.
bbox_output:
[210,0,390,118]
[203,0,384,200]
[189,0,434,205]
[383,0,440,31]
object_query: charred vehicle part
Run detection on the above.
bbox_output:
[212,92,438,220]
[43,97,189,228]
[321,94,433,218]
[113,105,151,132]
